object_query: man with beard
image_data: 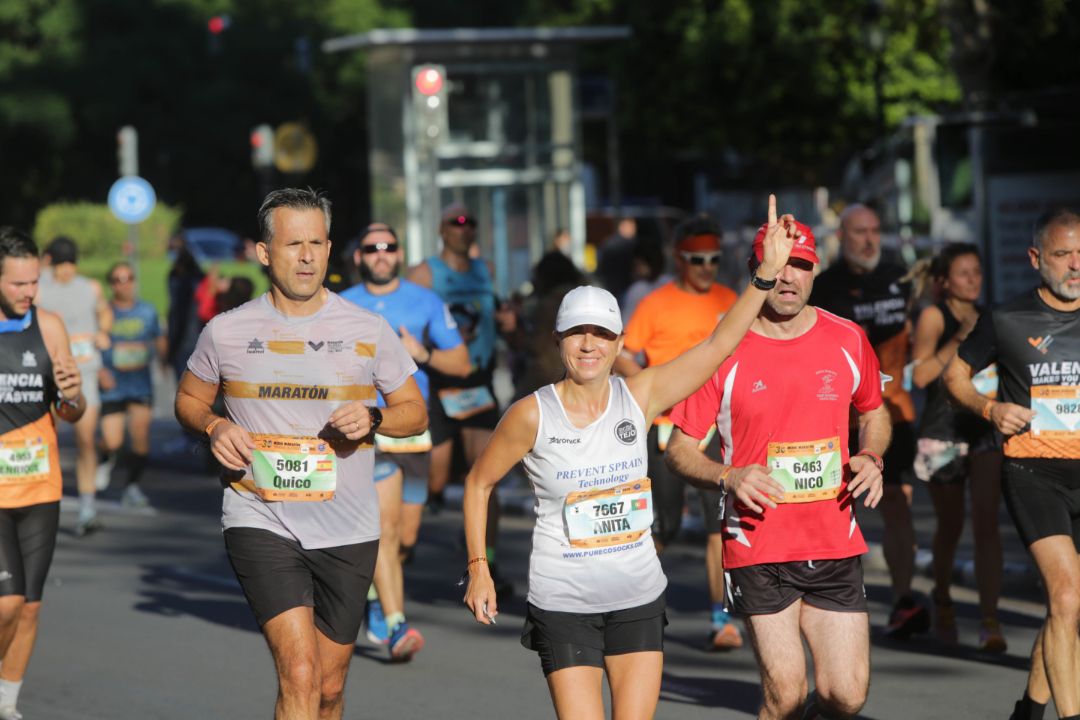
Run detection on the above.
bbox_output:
[340,223,469,660]
[810,205,926,639]
[945,208,1080,720]
[667,221,888,719]
[0,227,86,719]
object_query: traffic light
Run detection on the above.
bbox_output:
[117,125,138,177]
[207,15,231,34]
[250,124,275,169]
[412,65,448,148]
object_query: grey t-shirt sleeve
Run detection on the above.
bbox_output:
[186,320,220,384]
[372,316,418,397]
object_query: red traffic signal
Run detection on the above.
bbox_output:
[414,67,444,96]
[208,15,231,35]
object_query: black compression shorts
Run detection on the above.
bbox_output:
[224,528,378,645]
[1001,458,1080,550]
[0,501,60,602]
[521,594,667,676]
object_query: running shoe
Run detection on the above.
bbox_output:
[122,484,151,509]
[75,510,102,538]
[426,491,445,515]
[978,619,1007,653]
[388,622,424,663]
[934,601,958,645]
[885,596,930,639]
[0,705,21,720]
[708,622,744,651]
[365,599,389,645]
[399,544,416,566]
[94,454,116,491]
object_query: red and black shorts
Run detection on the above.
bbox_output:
[725,556,867,616]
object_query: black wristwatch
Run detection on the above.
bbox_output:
[750,271,778,291]
[368,406,383,434]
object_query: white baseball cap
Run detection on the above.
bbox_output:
[555,286,623,335]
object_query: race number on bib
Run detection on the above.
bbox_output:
[1031,386,1080,437]
[0,438,50,487]
[438,386,496,420]
[563,478,653,549]
[70,335,96,364]
[972,364,999,399]
[767,436,843,503]
[111,341,151,371]
[375,430,433,454]
[249,434,337,502]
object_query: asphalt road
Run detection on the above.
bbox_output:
[15,425,1049,720]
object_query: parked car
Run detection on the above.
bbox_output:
[179,227,243,263]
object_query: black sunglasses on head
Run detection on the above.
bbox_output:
[446,215,476,228]
[360,242,399,254]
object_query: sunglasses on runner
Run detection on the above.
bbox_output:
[680,251,722,266]
[360,242,399,254]
[446,215,476,228]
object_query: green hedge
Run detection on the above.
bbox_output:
[32,202,183,260]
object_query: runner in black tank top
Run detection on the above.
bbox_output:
[944,209,1080,720]
[0,227,85,719]
[910,244,1005,652]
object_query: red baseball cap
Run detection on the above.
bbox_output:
[752,221,818,265]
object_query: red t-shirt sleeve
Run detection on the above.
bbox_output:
[851,329,884,413]
[670,373,721,440]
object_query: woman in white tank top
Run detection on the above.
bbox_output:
[463,197,799,719]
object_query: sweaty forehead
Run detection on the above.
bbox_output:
[0,255,40,282]
[1043,222,1080,251]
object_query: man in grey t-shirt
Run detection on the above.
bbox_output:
[176,189,426,720]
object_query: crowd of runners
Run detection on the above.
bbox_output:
[0,188,1077,720]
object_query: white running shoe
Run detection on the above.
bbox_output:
[122,484,150,509]
[0,704,23,720]
[95,455,116,491]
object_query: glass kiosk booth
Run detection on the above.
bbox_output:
[323,27,629,297]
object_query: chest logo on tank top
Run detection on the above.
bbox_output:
[614,419,637,445]
[1028,335,1053,355]
[816,370,839,402]
[21,351,36,368]
[247,338,265,354]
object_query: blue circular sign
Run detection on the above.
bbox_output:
[108,176,156,224]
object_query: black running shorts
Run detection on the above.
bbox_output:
[725,556,867,616]
[0,501,60,602]
[521,594,667,676]
[224,528,378,645]
[1001,458,1080,551]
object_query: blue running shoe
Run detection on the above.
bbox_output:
[366,599,388,645]
[389,622,424,662]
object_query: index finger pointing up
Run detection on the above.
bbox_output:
[768,193,777,227]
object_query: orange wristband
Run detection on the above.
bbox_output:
[205,417,227,437]
[981,401,996,421]
[467,557,488,567]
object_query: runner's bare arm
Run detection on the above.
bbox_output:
[91,278,113,348]
[398,327,470,378]
[175,370,254,470]
[848,404,890,508]
[37,309,85,423]
[910,305,946,388]
[463,396,539,624]
[327,377,427,441]
[944,354,1034,435]
[627,195,797,423]
[666,428,785,513]
[404,260,432,288]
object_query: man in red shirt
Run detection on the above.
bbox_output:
[613,215,741,649]
[667,223,889,719]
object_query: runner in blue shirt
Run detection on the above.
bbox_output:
[97,262,165,508]
[341,223,469,661]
